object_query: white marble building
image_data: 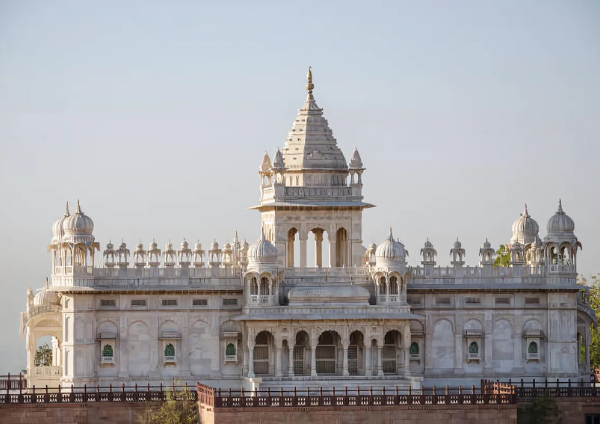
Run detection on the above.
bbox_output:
[21,69,595,390]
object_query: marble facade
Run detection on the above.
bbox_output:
[20,69,595,390]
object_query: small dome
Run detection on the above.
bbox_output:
[224,243,232,250]
[149,240,158,250]
[118,241,127,250]
[547,200,575,234]
[368,242,377,250]
[51,202,71,243]
[423,239,434,249]
[349,147,363,169]
[181,239,189,249]
[106,242,115,250]
[194,241,202,251]
[165,242,174,251]
[210,240,219,251]
[375,228,407,262]
[63,201,94,236]
[511,204,540,244]
[135,242,144,251]
[482,239,492,249]
[248,233,278,264]
[33,289,61,307]
[242,239,249,249]
[453,239,462,249]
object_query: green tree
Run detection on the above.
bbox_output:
[493,244,510,267]
[34,343,52,367]
[587,275,600,368]
[138,386,198,424]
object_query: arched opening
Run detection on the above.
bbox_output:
[249,277,258,297]
[287,228,298,267]
[469,341,479,355]
[336,228,348,267]
[316,331,339,375]
[389,276,399,302]
[260,277,270,296]
[528,341,538,354]
[293,331,310,376]
[349,331,364,376]
[254,331,273,375]
[383,330,401,374]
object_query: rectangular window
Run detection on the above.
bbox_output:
[525,298,540,305]
[436,297,451,305]
[223,298,238,306]
[131,299,147,307]
[407,297,422,305]
[162,299,178,306]
[100,299,116,307]
[586,415,600,424]
[495,298,510,305]
[193,299,208,306]
[465,297,481,304]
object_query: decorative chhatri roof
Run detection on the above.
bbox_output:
[279,68,348,171]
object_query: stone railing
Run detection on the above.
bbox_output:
[409,265,545,279]
[30,366,62,377]
[284,267,370,277]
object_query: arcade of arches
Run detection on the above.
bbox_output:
[245,325,412,378]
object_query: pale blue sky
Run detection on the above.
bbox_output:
[0,1,599,372]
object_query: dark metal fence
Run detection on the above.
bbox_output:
[483,378,600,398]
[0,374,27,391]
[2,383,196,404]
[197,383,516,408]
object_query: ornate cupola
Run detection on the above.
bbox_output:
[479,239,495,266]
[116,241,130,268]
[510,204,541,246]
[103,242,116,267]
[133,242,146,268]
[374,228,408,272]
[192,241,205,268]
[163,242,176,267]
[178,239,192,267]
[147,240,161,267]
[450,239,465,267]
[542,199,581,272]
[51,202,70,244]
[208,240,222,267]
[247,232,278,273]
[420,239,437,266]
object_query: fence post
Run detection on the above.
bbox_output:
[6,373,9,396]
[84,384,87,402]
[32,385,36,404]
[57,385,62,403]
[19,373,22,395]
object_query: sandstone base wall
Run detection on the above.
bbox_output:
[199,403,517,424]
[0,402,150,424]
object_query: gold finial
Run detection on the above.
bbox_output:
[306,66,314,92]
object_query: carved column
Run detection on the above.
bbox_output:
[310,337,317,377]
[248,342,255,378]
[403,325,411,376]
[377,345,383,376]
[342,335,350,376]
[288,343,294,377]
[365,341,372,376]
[329,240,337,267]
[314,230,323,267]
[299,237,307,268]
[275,344,282,377]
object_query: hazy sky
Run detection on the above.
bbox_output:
[0,1,599,372]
